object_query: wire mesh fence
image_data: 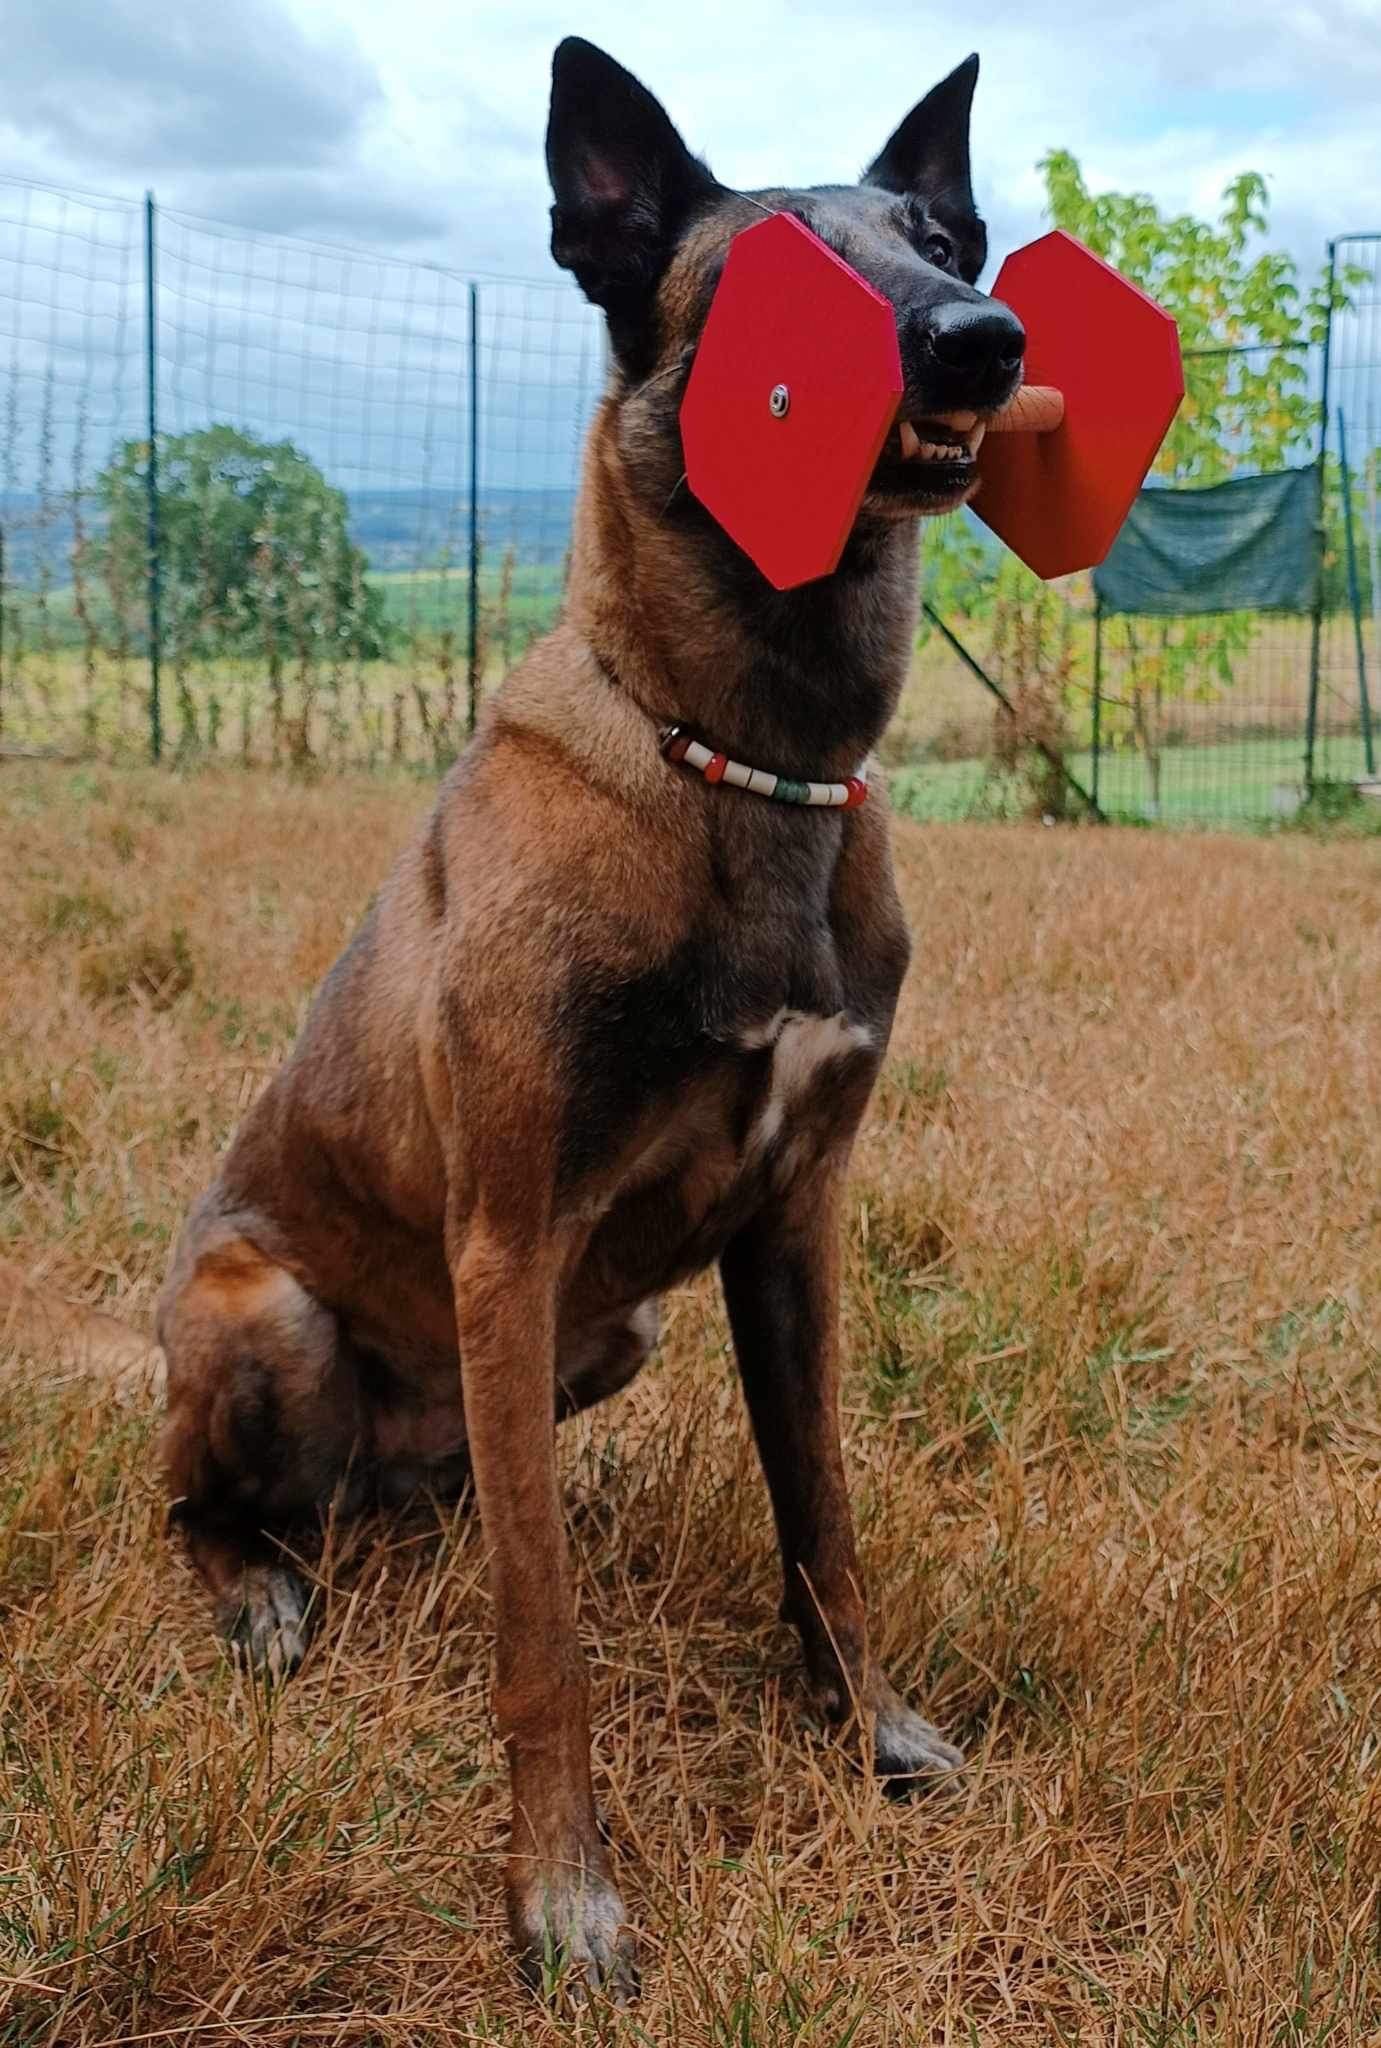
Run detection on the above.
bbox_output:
[1313,232,1381,797]
[0,178,144,752]
[888,327,1381,827]
[0,173,1375,828]
[0,178,604,770]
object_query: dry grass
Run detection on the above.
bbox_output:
[3,605,1372,783]
[882,612,1378,772]
[2,763,1379,2045]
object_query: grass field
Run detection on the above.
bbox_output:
[0,566,567,769]
[372,563,564,643]
[2,765,1378,2042]
[884,612,1378,825]
[891,734,1377,824]
[3,564,566,653]
[5,575,1374,826]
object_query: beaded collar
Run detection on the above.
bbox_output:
[658,724,869,809]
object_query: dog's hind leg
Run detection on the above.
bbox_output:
[556,1299,660,1420]
[720,1162,964,1783]
[159,1229,365,1676]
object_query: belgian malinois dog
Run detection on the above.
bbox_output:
[155,37,1024,1996]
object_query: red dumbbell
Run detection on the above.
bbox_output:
[680,214,1183,590]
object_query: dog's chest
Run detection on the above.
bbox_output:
[592,999,877,1293]
[565,874,906,1307]
[736,1005,876,1160]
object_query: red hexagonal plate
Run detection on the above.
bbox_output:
[680,212,902,591]
[973,230,1183,579]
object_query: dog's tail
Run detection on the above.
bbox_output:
[0,1257,164,1398]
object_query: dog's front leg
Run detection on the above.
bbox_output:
[451,1220,636,1999]
[720,1161,963,1781]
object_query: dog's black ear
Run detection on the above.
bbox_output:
[863,54,979,209]
[546,37,720,366]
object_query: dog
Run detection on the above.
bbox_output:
[152,37,1024,1997]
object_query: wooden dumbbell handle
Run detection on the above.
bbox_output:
[987,384,1065,434]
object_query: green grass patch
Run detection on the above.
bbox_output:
[890,733,1376,827]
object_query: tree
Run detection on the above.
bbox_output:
[1039,154,1351,486]
[94,425,386,749]
[945,160,1362,812]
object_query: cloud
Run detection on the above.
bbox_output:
[2,0,1374,285]
[0,0,1375,529]
[170,172,448,250]
[0,0,381,177]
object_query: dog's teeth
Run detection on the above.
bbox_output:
[898,421,978,468]
[968,422,986,455]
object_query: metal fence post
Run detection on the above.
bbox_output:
[1303,241,1336,797]
[1337,406,1375,776]
[144,190,163,764]
[1091,599,1103,811]
[467,281,480,737]
[921,600,1104,821]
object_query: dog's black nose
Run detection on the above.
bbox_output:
[925,298,1025,375]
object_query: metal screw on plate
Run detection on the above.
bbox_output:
[768,383,790,418]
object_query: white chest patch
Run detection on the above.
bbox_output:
[741,1009,875,1155]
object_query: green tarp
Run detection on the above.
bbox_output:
[1093,466,1320,617]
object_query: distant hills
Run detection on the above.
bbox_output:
[345,488,576,574]
[0,485,579,588]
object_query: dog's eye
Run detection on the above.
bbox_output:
[922,233,954,271]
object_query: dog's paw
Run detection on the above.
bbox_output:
[873,1696,965,1785]
[511,1859,638,2006]
[221,1564,313,1679]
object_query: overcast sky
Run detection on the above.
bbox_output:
[2,0,1378,516]
[4,0,1380,286]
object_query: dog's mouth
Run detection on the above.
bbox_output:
[866,408,988,514]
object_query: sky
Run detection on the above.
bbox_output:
[4,0,1381,286]
[1,1,1378,513]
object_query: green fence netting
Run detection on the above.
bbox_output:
[1093,467,1321,617]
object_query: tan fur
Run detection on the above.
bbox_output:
[0,1258,163,1397]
